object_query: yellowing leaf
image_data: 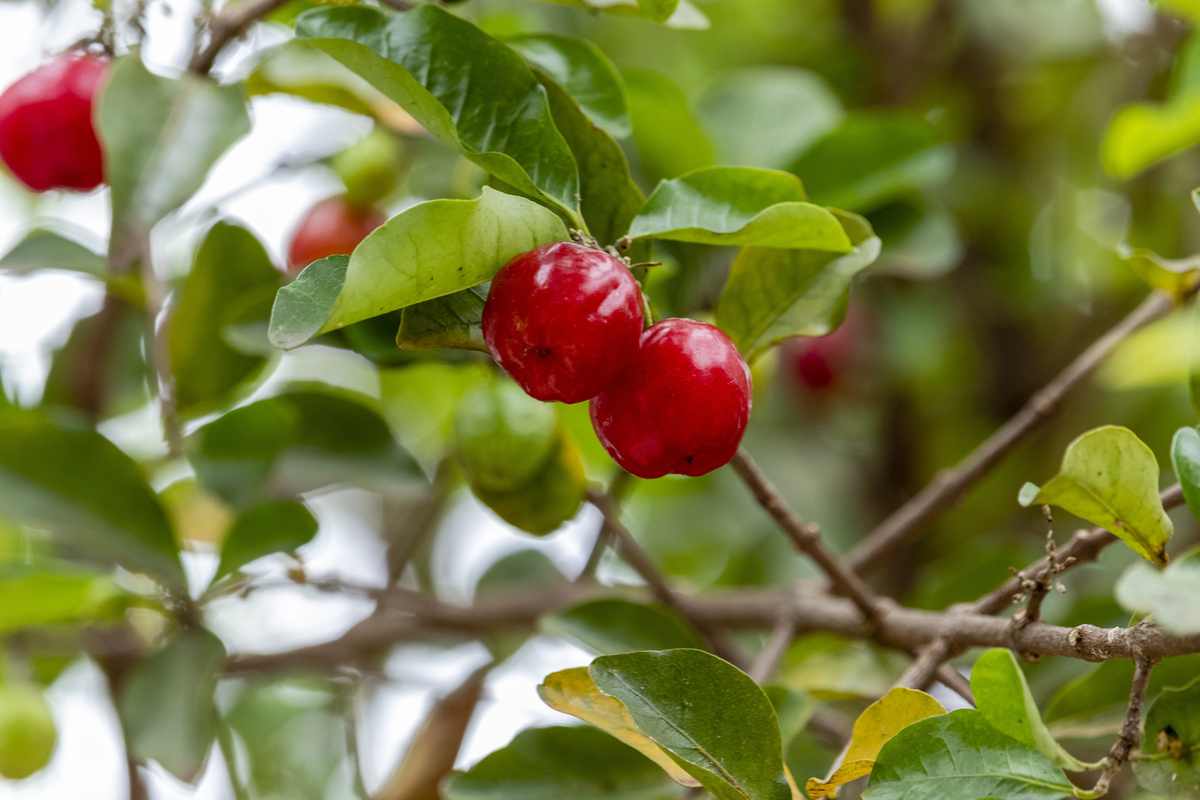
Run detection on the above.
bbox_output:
[805,687,945,798]
[1019,426,1173,567]
[537,667,700,788]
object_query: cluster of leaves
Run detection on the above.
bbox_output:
[7,0,1200,798]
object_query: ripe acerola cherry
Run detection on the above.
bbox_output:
[286,195,386,273]
[0,52,107,192]
[590,318,752,479]
[482,241,644,404]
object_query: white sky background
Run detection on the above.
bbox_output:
[0,0,1160,797]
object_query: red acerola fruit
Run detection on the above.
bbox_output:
[589,318,752,479]
[0,52,108,192]
[482,241,644,404]
[286,196,386,273]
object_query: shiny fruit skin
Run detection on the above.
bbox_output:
[0,684,57,780]
[0,52,107,192]
[286,196,386,273]
[482,242,644,404]
[590,318,752,479]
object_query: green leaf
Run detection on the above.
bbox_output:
[1133,676,1200,799]
[268,188,568,350]
[863,709,1075,800]
[444,725,682,800]
[170,222,281,414]
[214,501,318,582]
[1103,97,1200,180]
[1045,655,1200,727]
[296,5,580,220]
[538,668,700,788]
[1116,548,1200,636]
[789,113,954,213]
[762,686,812,750]
[42,299,148,420]
[629,167,852,250]
[119,629,226,782]
[1153,0,1200,21]
[0,415,183,586]
[527,0,709,28]
[624,69,715,182]
[590,649,792,800]
[1018,425,1173,566]
[189,397,300,509]
[1119,244,1200,299]
[1172,426,1200,522]
[541,599,705,655]
[970,648,1097,771]
[806,687,946,798]
[539,69,644,248]
[0,563,132,633]
[0,228,107,279]
[507,34,631,139]
[716,210,880,362]
[636,0,680,23]
[698,67,844,172]
[97,53,250,264]
[397,285,490,353]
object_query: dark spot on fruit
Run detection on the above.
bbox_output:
[537,347,552,359]
[684,455,694,463]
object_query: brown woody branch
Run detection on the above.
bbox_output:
[848,290,1177,577]
[1089,659,1156,797]
[221,583,1200,674]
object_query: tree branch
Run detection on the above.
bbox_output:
[189,0,294,75]
[848,290,1177,577]
[1087,659,1155,797]
[730,450,886,623]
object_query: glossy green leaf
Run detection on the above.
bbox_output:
[1018,425,1172,566]
[444,725,682,800]
[214,501,319,581]
[119,629,225,782]
[397,284,489,353]
[0,563,131,633]
[296,5,580,219]
[97,54,250,264]
[540,72,644,247]
[636,0,680,23]
[538,667,701,787]
[268,188,568,350]
[0,228,107,279]
[171,222,280,414]
[807,687,945,798]
[0,415,182,586]
[789,113,954,213]
[542,599,705,655]
[1119,244,1200,299]
[189,397,300,509]
[1173,426,1200,522]
[1116,548,1200,636]
[624,69,714,182]
[528,0,709,28]
[629,167,852,250]
[590,649,792,800]
[507,34,630,138]
[970,648,1097,771]
[863,710,1075,800]
[1133,676,1200,799]
[698,67,844,171]
[716,210,879,362]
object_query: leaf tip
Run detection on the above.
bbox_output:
[1017,482,1042,507]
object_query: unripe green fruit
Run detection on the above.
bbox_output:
[471,436,587,536]
[331,128,406,208]
[0,684,56,780]
[454,379,559,492]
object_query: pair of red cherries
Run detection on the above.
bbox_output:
[483,242,752,480]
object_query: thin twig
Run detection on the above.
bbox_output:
[1087,659,1156,797]
[189,0,294,75]
[848,291,1177,577]
[730,450,886,624]
[749,617,795,685]
[588,488,748,668]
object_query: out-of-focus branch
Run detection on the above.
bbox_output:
[189,0,293,75]
[1086,659,1156,798]
[849,290,1178,577]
